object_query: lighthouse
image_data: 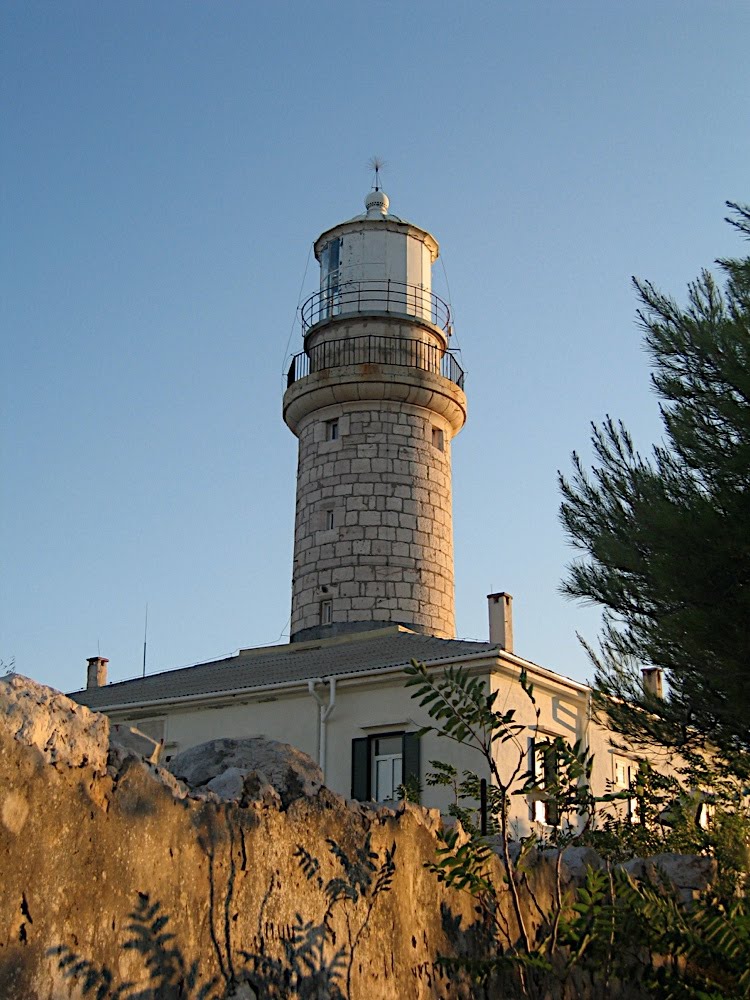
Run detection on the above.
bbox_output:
[283,186,467,642]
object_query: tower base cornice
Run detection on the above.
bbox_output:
[283,365,467,437]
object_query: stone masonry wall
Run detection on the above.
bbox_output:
[290,400,456,640]
[0,679,497,1000]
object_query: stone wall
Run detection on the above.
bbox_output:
[0,678,491,999]
[290,399,457,640]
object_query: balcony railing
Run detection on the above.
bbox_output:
[286,334,465,390]
[300,279,451,333]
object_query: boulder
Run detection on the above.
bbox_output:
[540,845,606,883]
[240,771,283,809]
[623,852,718,904]
[166,736,323,807]
[0,674,109,773]
[204,765,246,799]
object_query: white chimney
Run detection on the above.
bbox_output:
[86,656,108,689]
[641,667,664,699]
[488,592,513,652]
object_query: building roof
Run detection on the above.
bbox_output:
[70,628,499,712]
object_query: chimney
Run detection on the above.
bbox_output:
[86,656,108,690]
[487,592,513,652]
[641,667,664,699]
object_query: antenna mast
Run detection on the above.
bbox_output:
[368,155,386,192]
[142,603,148,677]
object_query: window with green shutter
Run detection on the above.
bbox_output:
[350,731,420,803]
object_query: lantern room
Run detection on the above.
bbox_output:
[300,189,449,334]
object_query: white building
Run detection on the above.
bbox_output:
[72,188,647,829]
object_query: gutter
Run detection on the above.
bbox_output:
[496,650,591,696]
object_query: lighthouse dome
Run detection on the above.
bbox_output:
[364,189,390,217]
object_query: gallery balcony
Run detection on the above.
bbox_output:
[286,333,465,391]
[300,279,452,334]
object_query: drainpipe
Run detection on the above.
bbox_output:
[307,677,337,779]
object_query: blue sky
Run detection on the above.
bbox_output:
[2,1,748,695]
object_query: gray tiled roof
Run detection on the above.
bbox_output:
[70,630,498,711]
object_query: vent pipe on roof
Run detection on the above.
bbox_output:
[487,593,513,652]
[87,656,108,690]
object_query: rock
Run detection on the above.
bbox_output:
[0,674,109,773]
[151,763,190,800]
[486,834,530,861]
[205,765,246,799]
[623,852,718,904]
[226,984,256,1000]
[561,846,605,881]
[110,723,163,764]
[396,799,442,835]
[241,771,282,809]
[227,983,258,1000]
[166,737,323,807]
[539,846,605,883]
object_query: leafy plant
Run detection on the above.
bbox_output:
[405,659,602,997]
[395,772,422,804]
[406,654,750,998]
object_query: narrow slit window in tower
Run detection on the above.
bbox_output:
[320,599,333,625]
[326,418,339,442]
[432,426,444,451]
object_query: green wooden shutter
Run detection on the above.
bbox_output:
[528,737,537,821]
[402,732,421,802]
[544,746,560,826]
[351,737,369,800]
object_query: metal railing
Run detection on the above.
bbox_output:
[286,334,465,390]
[300,279,451,333]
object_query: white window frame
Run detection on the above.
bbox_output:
[613,756,640,822]
[528,735,561,826]
[371,734,404,803]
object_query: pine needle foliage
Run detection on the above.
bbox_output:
[559,202,750,770]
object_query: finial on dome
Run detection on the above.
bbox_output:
[365,189,389,217]
[365,156,389,217]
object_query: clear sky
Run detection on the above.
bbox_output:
[2,1,748,695]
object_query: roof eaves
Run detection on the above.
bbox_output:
[80,645,502,716]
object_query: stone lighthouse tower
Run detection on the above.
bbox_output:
[283,186,466,642]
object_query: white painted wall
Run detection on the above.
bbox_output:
[112,660,678,834]
[319,226,434,324]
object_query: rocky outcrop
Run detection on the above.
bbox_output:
[0,677,485,1000]
[622,852,718,905]
[167,736,324,806]
[0,674,110,773]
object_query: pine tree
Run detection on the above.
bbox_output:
[559,203,750,770]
